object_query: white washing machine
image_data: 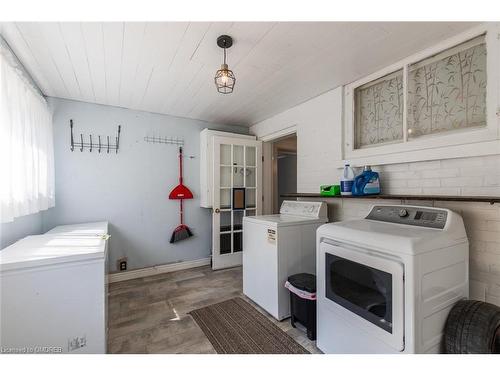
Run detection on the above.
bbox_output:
[317,205,468,354]
[243,200,328,320]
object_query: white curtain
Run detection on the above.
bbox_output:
[0,40,55,223]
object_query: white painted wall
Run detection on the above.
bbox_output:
[251,88,343,192]
[42,98,248,271]
[0,212,43,249]
[250,84,500,307]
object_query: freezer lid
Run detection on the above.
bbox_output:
[0,232,107,272]
[45,221,108,236]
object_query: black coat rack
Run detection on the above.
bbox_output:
[70,119,121,153]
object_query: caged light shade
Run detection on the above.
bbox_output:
[214,64,236,94]
[214,35,236,94]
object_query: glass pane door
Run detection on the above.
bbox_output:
[245,145,257,219]
[212,137,262,270]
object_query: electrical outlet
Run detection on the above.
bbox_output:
[117,257,127,271]
[68,336,87,352]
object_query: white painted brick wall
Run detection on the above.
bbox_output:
[374,154,500,197]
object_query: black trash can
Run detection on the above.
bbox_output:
[285,273,317,340]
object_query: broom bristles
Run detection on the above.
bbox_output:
[170,224,193,243]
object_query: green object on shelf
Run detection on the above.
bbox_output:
[320,185,340,196]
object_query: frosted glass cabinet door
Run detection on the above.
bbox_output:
[246,167,256,188]
[220,166,231,188]
[246,146,256,167]
[212,136,262,270]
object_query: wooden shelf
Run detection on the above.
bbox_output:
[280,193,500,205]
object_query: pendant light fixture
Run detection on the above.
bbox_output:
[214,35,236,94]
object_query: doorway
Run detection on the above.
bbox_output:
[272,134,297,214]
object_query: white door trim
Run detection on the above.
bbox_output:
[258,124,298,142]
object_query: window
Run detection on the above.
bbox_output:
[344,25,499,165]
[354,35,487,150]
[407,35,487,138]
[0,38,55,223]
[355,69,404,148]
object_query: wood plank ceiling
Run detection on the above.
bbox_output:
[0,22,480,126]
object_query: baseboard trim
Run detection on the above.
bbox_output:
[107,257,211,283]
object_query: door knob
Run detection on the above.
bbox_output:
[214,208,220,214]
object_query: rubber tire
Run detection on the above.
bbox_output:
[444,299,500,353]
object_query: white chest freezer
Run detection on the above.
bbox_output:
[242,201,328,320]
[0,222,109,354]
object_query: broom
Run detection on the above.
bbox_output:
[169,147,194,243]
[170,199,193,243]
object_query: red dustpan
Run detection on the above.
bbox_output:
[169,147,193,200]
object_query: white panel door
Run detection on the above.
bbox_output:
[212,136,262,270]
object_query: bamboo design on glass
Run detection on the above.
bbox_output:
[407,37,487,138]
[355,70,404,148]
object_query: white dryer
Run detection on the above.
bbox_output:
[243,200,328,320]
[317,205,468,354]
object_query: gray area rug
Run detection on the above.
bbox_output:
[189,297,309,354]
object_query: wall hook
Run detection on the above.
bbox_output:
[116,125,121,154]
[70,119,74,151]
[143,134,184,147]
[69,119,121,154]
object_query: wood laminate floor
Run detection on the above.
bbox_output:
[107,266,321,354]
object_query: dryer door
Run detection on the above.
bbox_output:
[321,241,404,351]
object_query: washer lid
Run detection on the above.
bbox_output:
[0,227,108,272]
[317,216,467,255]
[243,214,328,227]
[243,200,329,227]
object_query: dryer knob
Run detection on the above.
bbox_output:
[398,209,409,218]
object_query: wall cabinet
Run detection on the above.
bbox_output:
[199,128,257,208]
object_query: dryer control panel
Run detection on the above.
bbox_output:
[366,205,448,229]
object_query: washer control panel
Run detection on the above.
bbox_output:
[280,200,328,220]
[366,205,448,229]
